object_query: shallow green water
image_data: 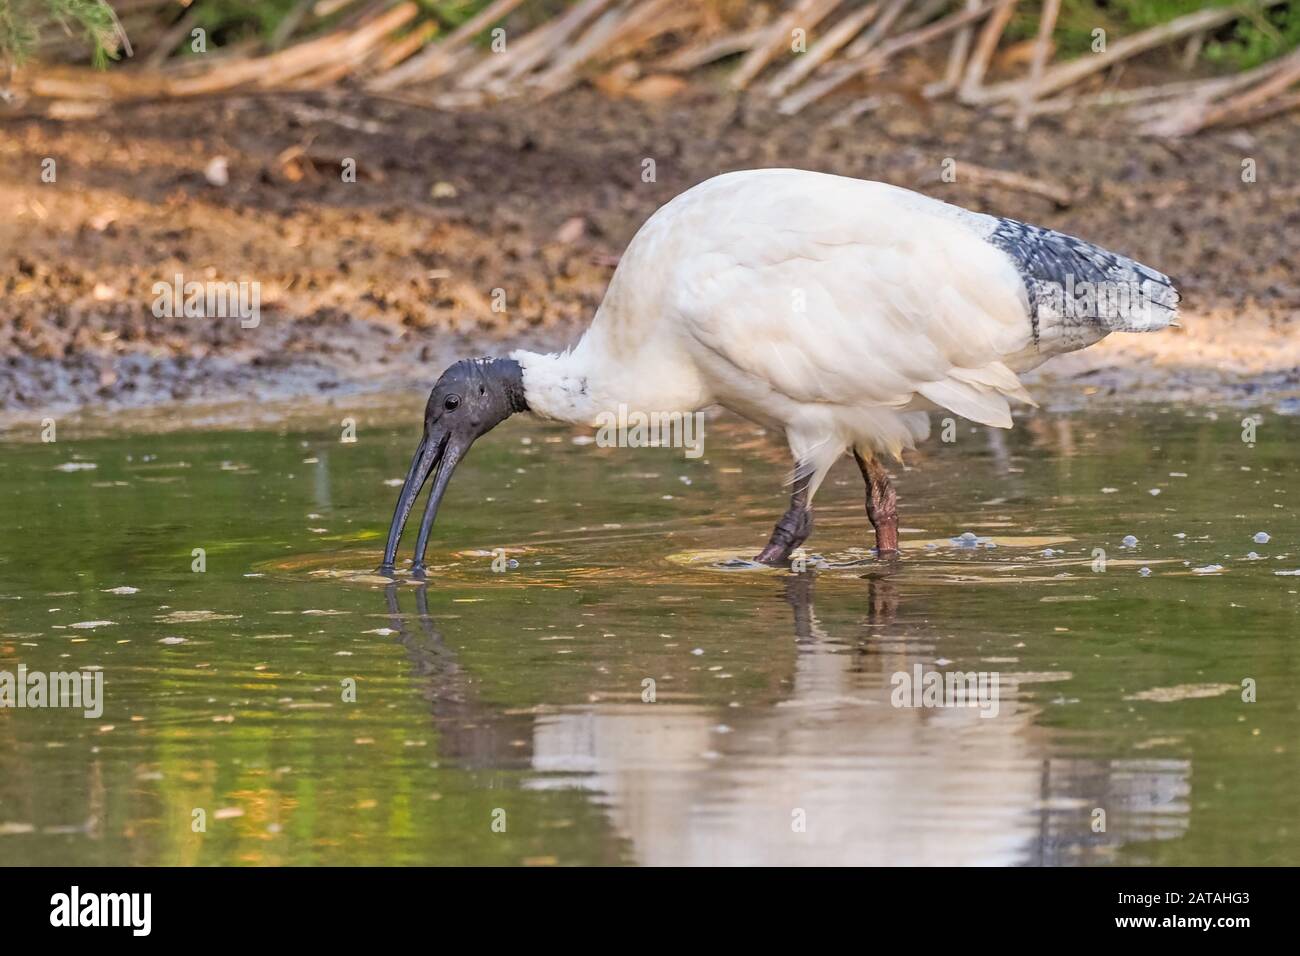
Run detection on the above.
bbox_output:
[1,403,1297,865]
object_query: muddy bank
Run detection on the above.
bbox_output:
[1,84,1297,420]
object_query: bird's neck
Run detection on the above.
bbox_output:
[508,347,614,426]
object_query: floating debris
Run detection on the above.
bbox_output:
[102,586,139,595]
[1139,567,1152,576]
[1125,683,1236,702]
[54,462,97,472]
[68,620,114,629]
[1254,531,1271,544]
[159,636,187,645]
[1191,564,1225,574]
[1122,535,1138,548]
[156,610,241,623]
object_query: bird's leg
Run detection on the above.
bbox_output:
[755,472,813,566]
[854,451,899,554]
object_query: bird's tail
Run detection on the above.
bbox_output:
[1032,248,1180,338]
[986,217,1181,349]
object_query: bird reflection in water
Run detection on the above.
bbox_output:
[379,575,1189,865]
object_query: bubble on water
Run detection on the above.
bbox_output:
[1246,552,1261,561]
[691,648,704,656]
[1254,531,1271,544]
[1101,487,1118,494]
[951,531,982,548]
[1173,533,1186,539]
[1122,535,1138,548]
[1040,548,1054,557]
[1192,564,1224,574]
[102,586,139,595]
[1138,567,1152,576]
[506,559,519,569]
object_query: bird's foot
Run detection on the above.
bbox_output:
[754,542,795,566]
[409,563,428,580]
[871,525,899,555]
[754,507,813,566]
[376,563,397,578]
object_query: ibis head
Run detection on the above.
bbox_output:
[379,357,527,577]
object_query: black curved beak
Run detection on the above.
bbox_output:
[378,426,471,577]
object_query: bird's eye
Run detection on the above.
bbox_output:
[444,395,461,411]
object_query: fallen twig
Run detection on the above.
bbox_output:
[368,0,527,90]
[1013,0,1058,130]
[1014,54,1295,118]
[730,0,844,90]
[919,159,1076,207]
[942,0,981,90]
[1142,46,1300,137]
[764,2,881,98]
[654,26,768,72]
[957,0,1016,102]
[973,0,1290,105]
[778,0,994,114]
[532,0,675,98]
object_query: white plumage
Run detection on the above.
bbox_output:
[513,168,1178,525]
[380,167,1180,572]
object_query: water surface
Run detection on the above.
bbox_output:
[1,402,1296,865]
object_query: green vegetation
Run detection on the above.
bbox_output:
[0,0,122,67]
[1013,0,1299,70]
[1,1,1296,77]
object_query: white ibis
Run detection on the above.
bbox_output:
[380,168,1179,576]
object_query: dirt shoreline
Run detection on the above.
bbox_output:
[1,84,1297,424]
